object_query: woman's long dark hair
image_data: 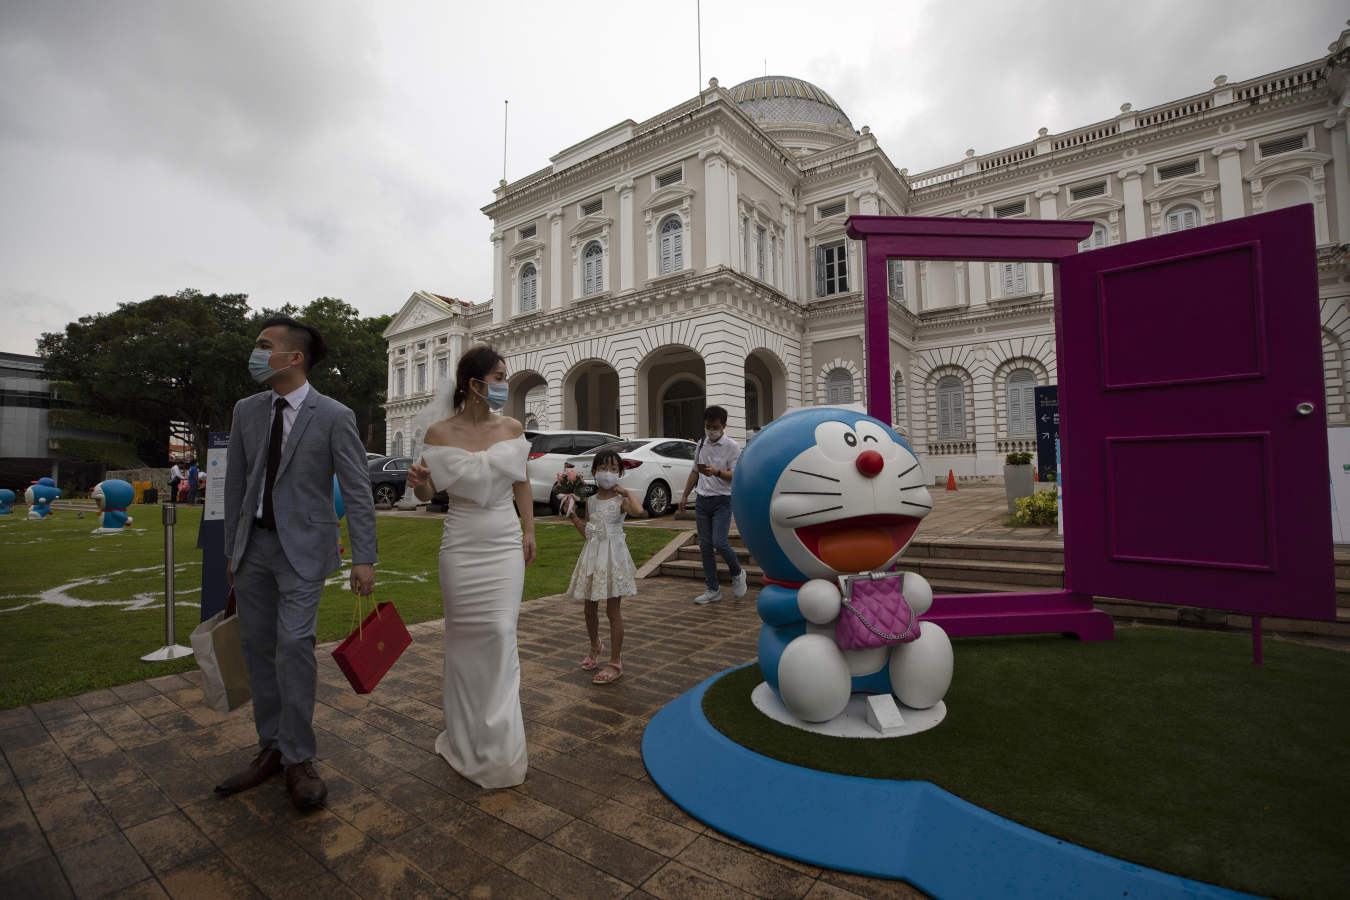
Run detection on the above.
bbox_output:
[453,345,504,410]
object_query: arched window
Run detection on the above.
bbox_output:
[519,263,537,312]
[745,379,760,429]
[936,376,966,440]
[1006,368,1036,436]
[1165,204,1200,233]
[825,368,854,404]
[659,216,683,274]
[1078,223,1108,251]
[391,432,404,457]
[524,413,539,430]
[582,242,604,295]
[1000,262,1027,296]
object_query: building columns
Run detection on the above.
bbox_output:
[1213,142,1247,221]
[548,209,563,311]
[1119,166,1147,241]
[617,181,635,292]
[702,149,730,268]
[490,233,505,324]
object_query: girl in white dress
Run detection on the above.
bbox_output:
[566,450,643,685]
[406,347,536,789]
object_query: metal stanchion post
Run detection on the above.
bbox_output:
[142,501,193,662]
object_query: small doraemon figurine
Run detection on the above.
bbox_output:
[25,478,61,520]
[731,407,953,724]
[91,479,135,534]
[0,489,15,515]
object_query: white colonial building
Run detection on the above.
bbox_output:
[384,22,1350,478]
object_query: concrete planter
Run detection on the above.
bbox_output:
[1004,464,1035,513]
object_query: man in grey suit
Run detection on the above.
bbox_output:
[217,315,378,809]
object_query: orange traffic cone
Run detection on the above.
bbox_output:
[946,469,957,491]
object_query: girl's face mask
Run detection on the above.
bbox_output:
[595,471,620,490]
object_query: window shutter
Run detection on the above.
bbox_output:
[1001,263,1016,295]
[887,259,905,300]
[837,245,848,293]
[673,227,682,270]
[815,245,826,296]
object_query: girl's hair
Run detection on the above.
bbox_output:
[452,345,504,409]
[591,450,623,475]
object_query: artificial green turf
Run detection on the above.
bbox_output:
[0,505,677,709]
[703,628,1350,899]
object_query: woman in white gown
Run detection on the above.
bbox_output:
[406,347,536,789]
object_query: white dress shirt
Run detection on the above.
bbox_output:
[694,434,740,498]
[255,381,310,518]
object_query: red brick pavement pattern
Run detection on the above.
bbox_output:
[0,577,930,899]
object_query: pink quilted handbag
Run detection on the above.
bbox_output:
[835,572,920,651]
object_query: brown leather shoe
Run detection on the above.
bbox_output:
[213,747,282,796]
[285,761,327,810]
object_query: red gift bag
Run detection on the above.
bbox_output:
[331,596,411,694]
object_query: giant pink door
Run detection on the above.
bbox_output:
[1056,204,1333,618]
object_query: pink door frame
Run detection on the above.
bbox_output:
[846,211,1332,648]
[848,214,1111,640]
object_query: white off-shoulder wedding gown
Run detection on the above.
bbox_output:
[421,436,529,788]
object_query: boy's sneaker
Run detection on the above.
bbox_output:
[694,589,722,605]
[732,570,748,598]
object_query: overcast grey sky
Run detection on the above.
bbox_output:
[1,1,1344,356]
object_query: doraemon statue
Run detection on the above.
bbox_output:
[0,489,14,515]
[731,407,953,724]
[91,479,135,534]
[25,478,61,520]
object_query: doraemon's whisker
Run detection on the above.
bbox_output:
[780,491,842,496]
[789,468,840,483]
[899,485,925,492]
[896,463,919,478]
[900,500,933,510]
[785,506,844,520]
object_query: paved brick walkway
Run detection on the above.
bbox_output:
[0,575,931,899]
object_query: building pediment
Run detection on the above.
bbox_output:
[642,185,695,213]
[1063,196,1124,219]
[1144,177,1218,204]
[568,213,612,240]
[509,238,546,259]
[383,292,459,338]
[806,216,849,239]
[1246,150,1331,181]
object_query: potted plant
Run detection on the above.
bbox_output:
[1004,451,1034,513]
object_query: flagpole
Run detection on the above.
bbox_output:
[502,100,509,184]
[697,0,702,94]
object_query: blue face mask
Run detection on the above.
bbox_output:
[249,348,297,383]
[483,382,509,411]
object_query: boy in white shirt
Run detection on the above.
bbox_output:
[677,406,747,604]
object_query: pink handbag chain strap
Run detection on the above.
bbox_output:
[839,572,917,643]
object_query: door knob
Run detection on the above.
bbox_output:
[1296,402,1315,416]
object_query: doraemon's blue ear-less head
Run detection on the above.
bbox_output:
[95,480,134,510]
[731,407,932,582]
[37,477,55,488]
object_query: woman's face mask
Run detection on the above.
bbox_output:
[475,380,509,411]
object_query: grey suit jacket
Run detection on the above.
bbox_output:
[223,384,378,581]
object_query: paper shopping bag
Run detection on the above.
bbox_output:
[190,590,252,713]
[331,597,411,694]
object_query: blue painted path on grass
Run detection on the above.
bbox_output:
[641,667,1255,900]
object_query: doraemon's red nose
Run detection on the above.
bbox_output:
[856,449,884,478]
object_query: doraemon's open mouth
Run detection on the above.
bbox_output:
[795,514,921,573]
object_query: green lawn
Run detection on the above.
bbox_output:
[704,628,1350,900]
[0,504,677,709]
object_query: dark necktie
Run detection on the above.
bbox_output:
[261,396,287,529]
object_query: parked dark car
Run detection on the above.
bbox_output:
[368,455,412,506]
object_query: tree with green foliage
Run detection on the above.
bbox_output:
[39,290,256,464]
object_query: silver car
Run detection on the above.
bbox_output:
[562,438,698,517]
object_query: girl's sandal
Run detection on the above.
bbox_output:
[592,662,623,685]
[581,644,603,671]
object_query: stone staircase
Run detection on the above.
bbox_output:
[656,531,1350,642]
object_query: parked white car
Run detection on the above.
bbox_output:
[526,430,621,506]
[562,438,698,516]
